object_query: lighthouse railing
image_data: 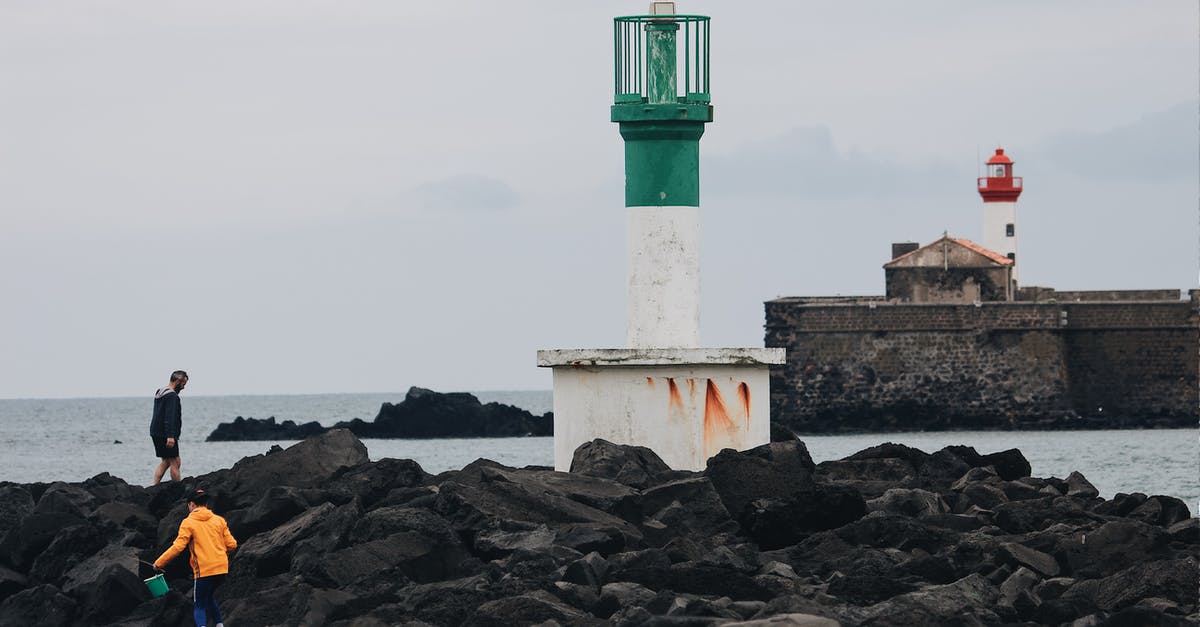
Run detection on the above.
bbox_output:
[978,176,1022,190]
[614,15,710,105]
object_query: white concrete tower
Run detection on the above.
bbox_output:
[977,147,1024,286]
[537,2,784,472]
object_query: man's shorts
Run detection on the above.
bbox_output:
[152,437,180,459]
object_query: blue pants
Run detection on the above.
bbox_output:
[193,574,225,627]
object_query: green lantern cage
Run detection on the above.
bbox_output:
[614,14,711,105]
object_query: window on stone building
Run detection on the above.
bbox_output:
[1007,252,1016,262]
[1006,223,1015,237]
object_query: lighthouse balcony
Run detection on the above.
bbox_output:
[978,176,1022,191]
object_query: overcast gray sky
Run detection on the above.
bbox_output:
[1,1,1196,399]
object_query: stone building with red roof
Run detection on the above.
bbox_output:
[883,235,1015,303]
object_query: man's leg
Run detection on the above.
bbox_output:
[169,457,182,482]
[193,577,212,626]
[206,575,225,626]
[152,458,170,485]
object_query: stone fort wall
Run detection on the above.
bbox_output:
[764,292,1199,431]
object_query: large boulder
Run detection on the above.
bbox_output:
[80,473,147,507]
[741,484,867,550]
[1084,557,1198,612]
[33,483,98,519]
[1126,495,1192,528]
[815,458,917,499]
[993,496,1101,534]
[834,513,958,554]
[0,512,86,571]
[593,581,657,619]
[0,486,34,542]
[325,457,430,508]
[0,584,77,627]
[912,449,972,492]
[827,572,918,605]
[231,502,342,580]
[859,573,1000,626]
[466,590,590,626]
[70,564,149,625]
[1092,492,1148,518]
[980,449,1032,481]
[638,477,735,546]
[1058,520,1170,579]
[844,442,930,471]
[206,429,369,509]
[704,441,816,518]
[0,565,27,602]
[89,501,158,538]
[224,485,310,540]
[433,461,642,549]
[569,439,674,489]
[60,542,141,595]
[388,574,500,626]
[453,460,639,516]
[308,530,456,586]
[28,523,106,584]
[220,582,355,627]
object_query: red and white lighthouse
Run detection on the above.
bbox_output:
[977,147,1023,285]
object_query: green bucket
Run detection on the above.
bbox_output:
[143,573,168,598]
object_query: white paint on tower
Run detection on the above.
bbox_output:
[627,206,701,348]
[983,200,1018,284]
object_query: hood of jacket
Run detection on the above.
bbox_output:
[188,507,214,522]
[155,387,177,400]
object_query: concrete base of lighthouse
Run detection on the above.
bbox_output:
[537,348,786,472]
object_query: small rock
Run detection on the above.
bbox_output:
[1065,471,1099,499]
[866,488,947,518]
[1166,518,1199,544]
[999,542,1060,577]
[980,449,1031,481]
[999,566,1041,605]
[725,613,842,627]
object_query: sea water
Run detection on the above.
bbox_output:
[0,392,1195,513]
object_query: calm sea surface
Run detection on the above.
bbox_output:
[0,392,1195,513]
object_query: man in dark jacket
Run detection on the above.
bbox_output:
[150,370,188,485]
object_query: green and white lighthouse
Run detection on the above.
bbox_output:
[539,2,784,472]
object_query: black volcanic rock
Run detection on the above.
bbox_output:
[704,441,817,519]
[570,438,674,490]
[338,387,552,438]
[207,416,325,442]
[0,431,1195,626]
[206,387,553,441]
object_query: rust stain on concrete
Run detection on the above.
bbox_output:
[704,378,736,452]
[646,377,655,388]
[667,377,684,418]
[736,382,751,427]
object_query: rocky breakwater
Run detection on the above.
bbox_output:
[207,386,553,441]
[0,430,1196,626]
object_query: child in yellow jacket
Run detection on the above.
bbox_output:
[154,489,237,627]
